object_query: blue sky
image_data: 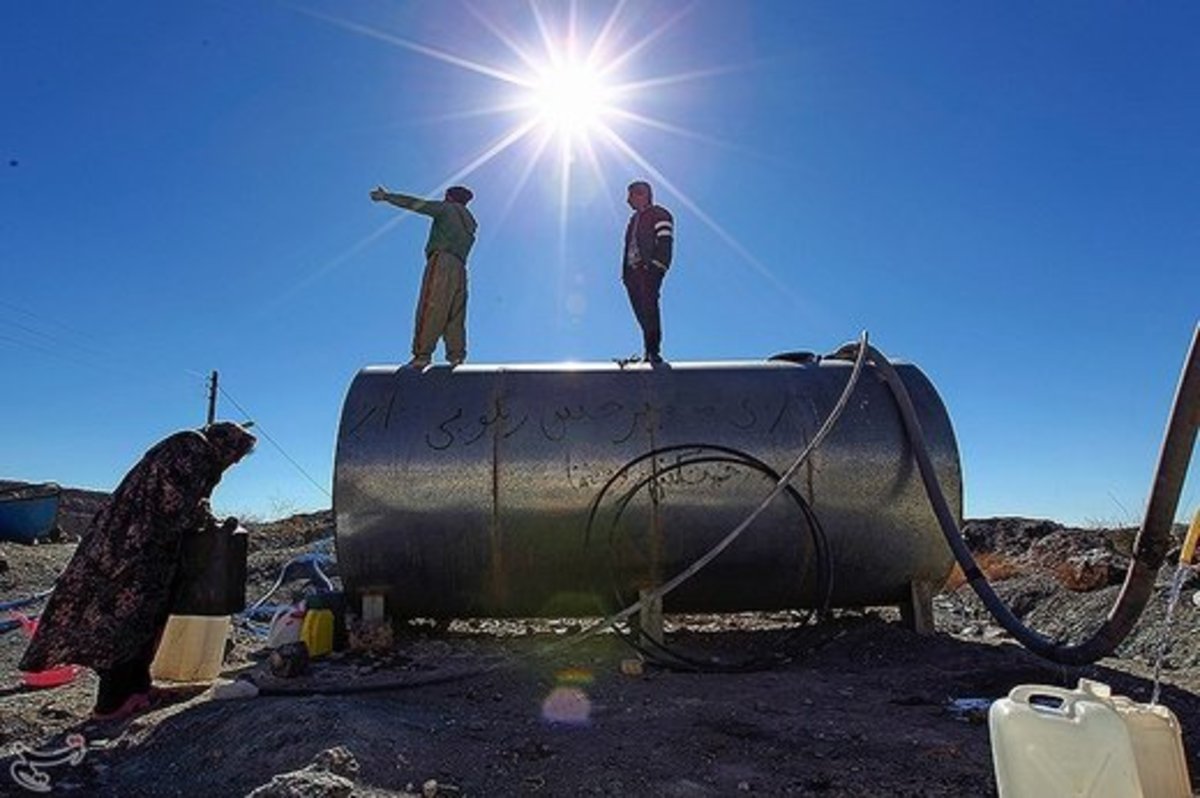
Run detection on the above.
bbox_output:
[2,1,1196,525]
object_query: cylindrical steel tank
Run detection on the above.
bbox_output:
[334,358,961,618]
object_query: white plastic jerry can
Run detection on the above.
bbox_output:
[989,682,1143,798]
[1109,695,1191,798]
[266,603,306,649]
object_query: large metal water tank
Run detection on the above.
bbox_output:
[333,357,961,620]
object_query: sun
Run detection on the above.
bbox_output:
[296,4,797,305]
[530,60,611,135]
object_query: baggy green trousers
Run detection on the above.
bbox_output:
[412,250,467,362]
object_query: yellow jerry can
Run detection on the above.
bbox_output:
[299,608,335,658]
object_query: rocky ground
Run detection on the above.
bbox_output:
[0,487,1197,796]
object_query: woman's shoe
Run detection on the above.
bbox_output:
[90,692,151,722]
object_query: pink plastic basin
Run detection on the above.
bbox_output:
[23,665,83,688]
[10,611,84,688]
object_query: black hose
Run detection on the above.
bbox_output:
[584,445,835,673]
[597,451,834,613]
[254,666,491,696]
[837,326,1199,665]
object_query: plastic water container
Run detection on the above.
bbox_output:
[989,681,1143,798]
[1110,695,1191,798]
[300,609,335,658]
[150,614,231,683]
[266,603,306,649]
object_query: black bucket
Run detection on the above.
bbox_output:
[172,525,249,616]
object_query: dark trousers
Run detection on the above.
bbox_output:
[623,268,664,357]
[94,604,171,714]
[94,639,157,713]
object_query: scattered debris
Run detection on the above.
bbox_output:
[245,746,359,798]
[269,642,310,678]
[947,697,993,724]
[348,617,394,653]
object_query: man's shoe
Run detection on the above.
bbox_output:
[448,356,465,367]
[645,353,664,364]
[405,356,431,369]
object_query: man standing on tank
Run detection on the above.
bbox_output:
[370,184,477,368]
[621,180,674,364]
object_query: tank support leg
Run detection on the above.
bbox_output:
[636,588,664,648]
[362,592,387,625]
[900,580,935,636]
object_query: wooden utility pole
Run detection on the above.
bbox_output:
[206,370,219,425]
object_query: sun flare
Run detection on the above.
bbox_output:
[530,61,611,135]
[298,3,794,302]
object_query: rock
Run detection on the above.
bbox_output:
[620,658,644,676]
[1034,529,1127,567]
[245,746,360,798]
[269,642,310,678]
[347,618,394,653]
[1053,550,1119,592]
[244,769,353,798]
[210,678,260,701]
[38,703,72,720]
[993,573,1061,617]
[422,778,439,797]
[312,746,359,780]
[963,518,1063,554]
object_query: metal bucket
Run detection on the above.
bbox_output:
[333,357,961,618]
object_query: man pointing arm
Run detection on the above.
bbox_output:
[371,185,478,368]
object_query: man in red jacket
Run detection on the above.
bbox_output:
[621,180,674,364]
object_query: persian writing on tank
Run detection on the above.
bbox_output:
[411,392,816,452]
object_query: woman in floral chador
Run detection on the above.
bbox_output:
[20,422,256,719]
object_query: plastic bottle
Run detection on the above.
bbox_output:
[266,602,306,649]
